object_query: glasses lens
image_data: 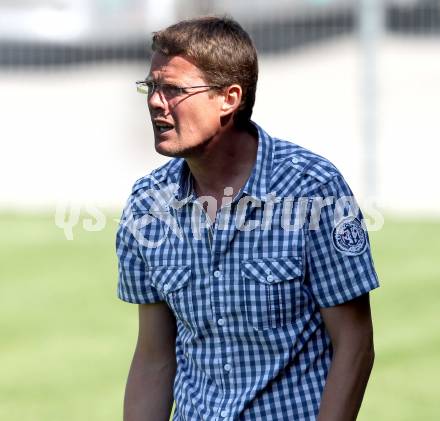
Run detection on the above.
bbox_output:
[137,84,148,94]
[146,81,155,95]
[136,81,192,98]
[136,81,154,95]
[162,84,183,98]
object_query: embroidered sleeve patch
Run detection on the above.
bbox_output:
[332,217,368,256]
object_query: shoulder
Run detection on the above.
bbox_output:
[131,158,183,194]
[123,158,183,215]
[270,137,345,197]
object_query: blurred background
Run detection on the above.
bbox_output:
[1,1,439,420]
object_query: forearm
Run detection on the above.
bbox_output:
[124,348,176,421]
[317,343,374,421]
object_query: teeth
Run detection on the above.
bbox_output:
[155,122,173,133]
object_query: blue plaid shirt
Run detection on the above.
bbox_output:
[116,123,379,420]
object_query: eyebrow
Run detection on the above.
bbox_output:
[144,77,184,86]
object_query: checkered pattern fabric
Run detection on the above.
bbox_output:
[116,123,379,420]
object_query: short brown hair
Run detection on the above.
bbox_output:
[152,16,258,129]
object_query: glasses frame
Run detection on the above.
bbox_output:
[135,79,223,99]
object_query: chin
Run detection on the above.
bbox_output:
[155,145,178,157]
[155,136,210,159]
[155,140,183,158]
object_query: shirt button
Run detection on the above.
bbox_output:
[266,274,274,283]
[217,318,225,326]
[220,410,228,417]
[213,270,221,278]
[291,156,300,164]
[224,363,232,372]
[163,284,170,292]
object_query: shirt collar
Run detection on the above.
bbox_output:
[171,159,193,202]
[238,122,273,203]
[168,121,274,203]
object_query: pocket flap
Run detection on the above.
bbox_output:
[149,265,192,293]
[241,257,302,284]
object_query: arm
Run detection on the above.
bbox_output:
[124,302,177,421]
[317,293,375,421]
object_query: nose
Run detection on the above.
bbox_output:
[147,88,166,111]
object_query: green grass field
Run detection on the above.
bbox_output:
[1,213,439,421]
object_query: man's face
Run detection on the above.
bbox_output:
[147,52,224,158]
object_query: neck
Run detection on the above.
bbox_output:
[185,123,258,201]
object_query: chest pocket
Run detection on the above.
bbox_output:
[149,265,193,325]
[241,257,304,331]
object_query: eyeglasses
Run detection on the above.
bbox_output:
[136,79,222,99]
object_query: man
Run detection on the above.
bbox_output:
[116,16,379,421]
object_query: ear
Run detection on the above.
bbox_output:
[219,84,242,117]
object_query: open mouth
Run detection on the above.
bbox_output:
[154,120,174,134]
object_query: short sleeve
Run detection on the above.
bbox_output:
[116,199,162,304]
[305,175,379,307]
